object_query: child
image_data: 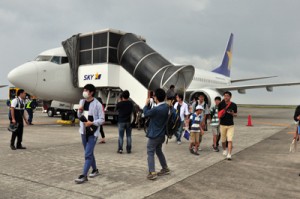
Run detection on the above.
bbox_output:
[189,105,204,155]
[210,96,222,152]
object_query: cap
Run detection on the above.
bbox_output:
[8,123,19,132]
[195,105,204,110]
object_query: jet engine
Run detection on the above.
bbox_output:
[188,89,222,107]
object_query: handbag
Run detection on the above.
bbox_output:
[79,115,97,137]
[218,102,232,119]
[86,125,98,137]
[183,129,190,140]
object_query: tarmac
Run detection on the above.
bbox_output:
[0,102,299,199]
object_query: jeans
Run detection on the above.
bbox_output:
[147,136,168,172]
[176,121,184,142]
[118,122,132,152]
[26,109,33,124]
[81,134,98,176]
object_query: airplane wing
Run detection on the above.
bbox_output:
[0,85,8,88]
[231,76,277,83]
[215,82,300,94]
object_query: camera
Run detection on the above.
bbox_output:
[227,108,233,113]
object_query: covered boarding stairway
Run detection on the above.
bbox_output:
[62,29,195,109]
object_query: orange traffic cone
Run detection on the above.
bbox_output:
[246,115,253,126]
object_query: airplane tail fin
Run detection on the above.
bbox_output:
[212,33,234,77]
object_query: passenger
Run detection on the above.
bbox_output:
[75,84,105,184]
[188,104,193,114]
[143,91,155,132]
[293,105,300,176]
[25,98,37,125]
[143,88,170,180]
[191,96,198,112]
[189,105,204,155]
[197,93,210,132]
[6,98,11,119]
[116,90,133,154]
[174,94,189,145]
[166,85,176,101]
[149,91,156,108]
[9,89,28,150]
[98,97,106,144]
[219,91,237,160]
[210,96,222,152]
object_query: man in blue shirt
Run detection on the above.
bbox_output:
[143,88,170,180]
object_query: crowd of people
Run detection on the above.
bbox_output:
[167,86,238,161]
[6,84,239,183]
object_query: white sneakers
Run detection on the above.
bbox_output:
[89,169,100,178]
[223,150,232,160]
[226,154,232,160]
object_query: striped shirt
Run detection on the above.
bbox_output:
[189,113,202,133]
[210,106,219,127]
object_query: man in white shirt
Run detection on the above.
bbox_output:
[75,84,105,184]
[10,89,28,150]
[173,94,189,144]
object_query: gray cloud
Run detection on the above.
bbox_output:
[1,0,300,105]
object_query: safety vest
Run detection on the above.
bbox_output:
[12,98,25,123]
[15,98,25,110]
[26,100,32,109]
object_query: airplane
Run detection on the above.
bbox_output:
[7,29,300,113]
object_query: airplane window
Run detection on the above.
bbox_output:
[61,57,69,64]
[51,56,60,64]
[35,56,52,61]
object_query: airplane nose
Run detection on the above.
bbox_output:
[7,62,37,93]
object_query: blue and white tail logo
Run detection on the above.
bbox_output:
[212,33,234,77]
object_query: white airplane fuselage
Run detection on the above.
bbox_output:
[8,47,230,107]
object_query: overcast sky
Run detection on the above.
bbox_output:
[1,0,300,105]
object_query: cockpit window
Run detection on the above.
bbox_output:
[51,56,60,64]
[61,57,69,64]
[35,55,52,61]
[34,55,69,64]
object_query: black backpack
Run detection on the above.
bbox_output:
[210,106,216,119]
[166,105,181,143]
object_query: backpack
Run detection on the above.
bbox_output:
[210,106,216,119]
[166,105,181,143]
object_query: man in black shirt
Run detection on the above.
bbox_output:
[116,90,133,154]
[218,91,237,160]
